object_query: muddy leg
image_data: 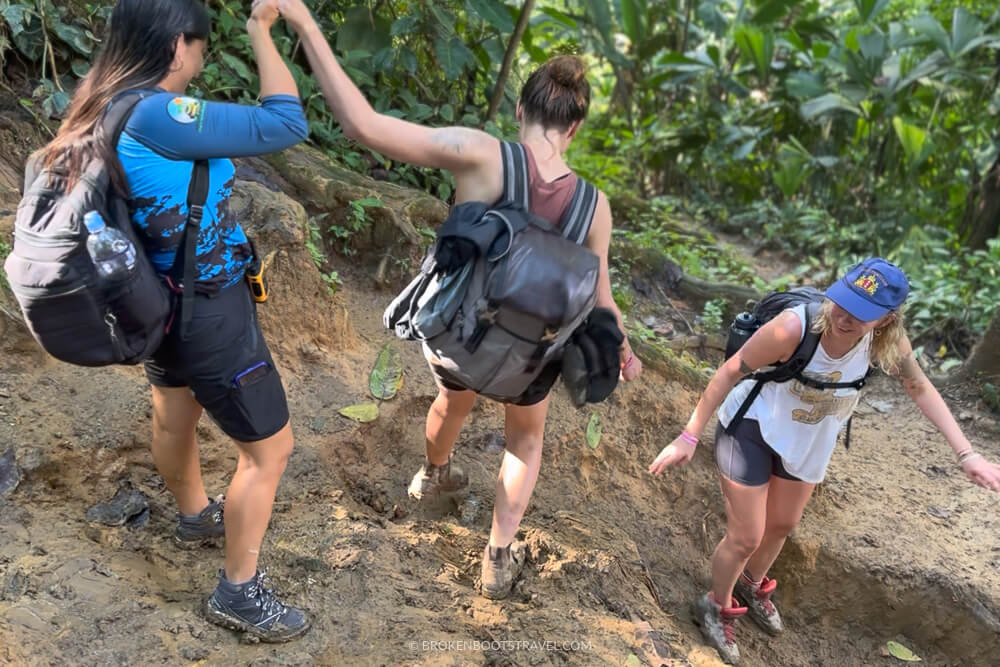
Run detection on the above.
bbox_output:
[425,386,476,465]
[744,476,814,581]
[150,386,209,515]
[223,421,293,582]
[489,396,550,548]
[711,474,768,607]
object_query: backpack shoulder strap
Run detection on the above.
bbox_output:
[98,90,149,151]
[170,160,211,340]
[500,141,530,211]
[559,177,599,245]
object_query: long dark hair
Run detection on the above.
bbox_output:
[39,0,210,195]
[519,55,591,131]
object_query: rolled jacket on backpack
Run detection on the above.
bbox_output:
[562,307,624,407]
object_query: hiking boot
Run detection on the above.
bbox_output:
[480,541,526,600]
[734,575,783,635]
[692,592,746,665]
[174,495,225,547]
[407,458,468,502]
[204,570,311,643]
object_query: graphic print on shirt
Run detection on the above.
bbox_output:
[789,371,858,424]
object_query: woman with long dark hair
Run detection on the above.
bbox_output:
[38,0,311,642]
[276,0,642,600]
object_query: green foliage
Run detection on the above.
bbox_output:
[700,298,727,334]
[0,237,10,291]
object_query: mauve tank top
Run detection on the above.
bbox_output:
[522,144,578,227]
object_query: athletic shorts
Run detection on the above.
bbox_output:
[429,360,560,407]
[715,419,802,486]
[145,282,289,442]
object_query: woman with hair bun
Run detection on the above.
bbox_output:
[649,258,1000,664]
[277,0,641,599]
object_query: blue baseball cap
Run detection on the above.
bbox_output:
[825,257,910,322]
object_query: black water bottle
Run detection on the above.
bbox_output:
[725,311,758,360]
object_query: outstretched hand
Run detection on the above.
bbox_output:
[648,435,696,475]
[962,455,1000,492]
[277,0,316,32]
[621,352,642,382]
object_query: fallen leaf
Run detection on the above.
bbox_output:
[926,505,951,520]
[886,641,921,662]
[369,343,404,400]
[586,412,602,449]
[624,653,641,667]
[339,403,379,423]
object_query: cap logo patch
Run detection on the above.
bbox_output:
[853,274,879,295]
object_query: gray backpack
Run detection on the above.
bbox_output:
[384,141,600,402]
[4,91,208,366]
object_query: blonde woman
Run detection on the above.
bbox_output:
[648,258,1000,664]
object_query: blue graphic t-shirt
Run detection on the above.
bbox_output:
[116,91,308,293]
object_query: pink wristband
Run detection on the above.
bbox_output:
[680,431,699,446]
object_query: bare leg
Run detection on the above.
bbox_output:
[150,386,209,515]
[223,421,294,583]
[710,474,768,608]
[744,476,814,581]
[424,385,476,466]
[488,396,550,549]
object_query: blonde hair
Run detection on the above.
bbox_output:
[811,299,906,375]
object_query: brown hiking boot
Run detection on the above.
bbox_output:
[407,457,468,502]
[480,541,526,600]
[692,592,747,664]
[734,575,783,635]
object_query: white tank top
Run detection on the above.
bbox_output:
[717,304,872,483]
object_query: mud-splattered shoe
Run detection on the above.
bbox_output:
[205,570,311,643]
[480,541,526,600]
[691,592,746,665]
[174,495,225,548]
[734,575,783,635]
[407,458,468,502]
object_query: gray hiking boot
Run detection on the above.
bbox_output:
[407,458,468,502]
[480,541,526,600]
[175,495,225,547]
[734,575,783,635]
[692,592,747,665]
[205,569,311,643]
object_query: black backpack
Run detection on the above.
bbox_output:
[724,287,872,447]
[4,91,208,366]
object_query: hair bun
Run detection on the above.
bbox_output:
[548,55,585,88]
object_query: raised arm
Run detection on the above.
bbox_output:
[649,311,802,474]
[277,0,497,177]
[894,334,1000,492]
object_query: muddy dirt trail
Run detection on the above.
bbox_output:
[1,119,998,666]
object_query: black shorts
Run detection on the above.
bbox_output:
[715,419,802,486]
[145,282,289,442]
[430,361,560,407]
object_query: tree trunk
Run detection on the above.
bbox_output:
[961,159,1000,251]
[484,0,536,124]
[952,307,1000,381]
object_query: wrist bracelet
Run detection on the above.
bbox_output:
[680,431,699,446]
[623,353,635,370]
[959,451,981,465]
[955,448,974,461]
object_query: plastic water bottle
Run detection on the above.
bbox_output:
[83,211,136,280]
[725,311,758,360]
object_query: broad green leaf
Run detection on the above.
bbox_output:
[886,641,921,662]
[586,413,602,449]
[429,5,457,35]
[337,7,391,55]
[390,14,420,37]
[734,26,774,80]
[220,52,254,84]
[42,91,70,118]
[583,0,613,42]
[751,0,798,26]
[52,21,92,56]
[909,14,951,57]
[439,103,454,123]
[339,403,379,423]
[951,8,984,57]
[1,4,28,34]
[369,343,404,400]
[620,0,645,44]
[71,59,90,78]
[853,0,889,23]
[466,0,514,34]
[538,7,577,29]
[800,93,862,119]
[624,654,641,667]
[435,37,474,80]
[892,117,930,167]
